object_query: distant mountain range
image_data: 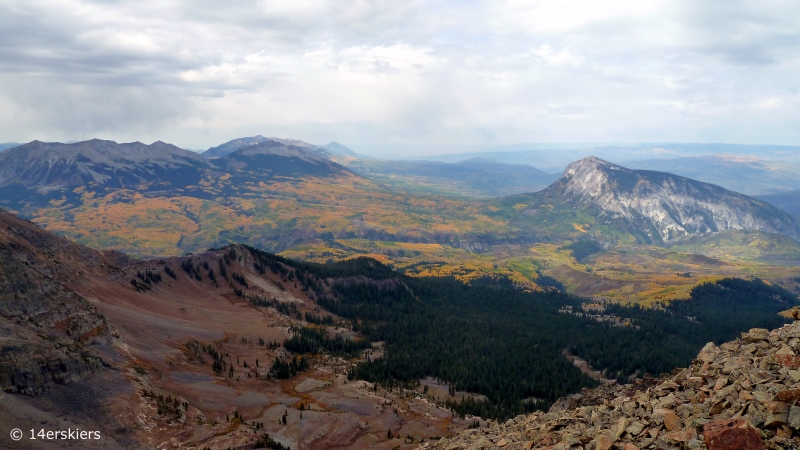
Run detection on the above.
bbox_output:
[625,155,800,195]
[1,137,798,258]
[0,139,209,191]
[208,139,354,184]
[336,156,559,197]
[0,138,356,198]
[2,137,799,307]
[411,143,800,173]
[402,144,800,211]
[202,135,359,159]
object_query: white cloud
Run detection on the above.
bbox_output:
[495,0,665,34]
[0,0,799,153]
[534,45,581,67]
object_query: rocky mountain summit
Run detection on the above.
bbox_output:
[426,321,800,450]
[542,156,800,244]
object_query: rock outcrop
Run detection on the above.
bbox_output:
[0,208,122,394]
[541,156,800,244]
[425,321,800,450]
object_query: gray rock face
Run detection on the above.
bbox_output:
[548,156,800,244]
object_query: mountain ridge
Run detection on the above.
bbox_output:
[0,138,358,201]
[0,207,126,395]
[0,139,210,190]
[0,206,489,448]
[529,156,800,244]
[0,142,19,153]
[203,135,360,159]
[211,139,357,179]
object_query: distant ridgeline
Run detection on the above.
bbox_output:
[1,139,799,259]
[241,246,799,421]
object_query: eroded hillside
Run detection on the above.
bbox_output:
[0,210,477,449]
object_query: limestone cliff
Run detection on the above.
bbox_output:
[542,156,800,244]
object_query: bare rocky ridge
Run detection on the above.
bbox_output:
[0,139,211,190]
[0,138,356,197]
[425,321,800,450]
[544,156,800,244]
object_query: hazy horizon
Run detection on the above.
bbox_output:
[4,138,800,175]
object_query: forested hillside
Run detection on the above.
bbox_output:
[244,247,799,421]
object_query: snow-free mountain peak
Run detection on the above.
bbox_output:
[203,136,360,159]
[540,156,800,244]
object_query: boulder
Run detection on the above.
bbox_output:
[702,419,765,450]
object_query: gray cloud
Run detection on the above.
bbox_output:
[0,0,798,155]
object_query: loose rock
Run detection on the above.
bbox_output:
[424,321,800,450]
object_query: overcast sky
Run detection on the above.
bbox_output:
[1,0,799,155]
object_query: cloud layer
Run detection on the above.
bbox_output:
[1,0,798,154]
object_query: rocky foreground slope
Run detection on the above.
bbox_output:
[426,321,800,450]
[0,206,477,449]
[0,208,125,395]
